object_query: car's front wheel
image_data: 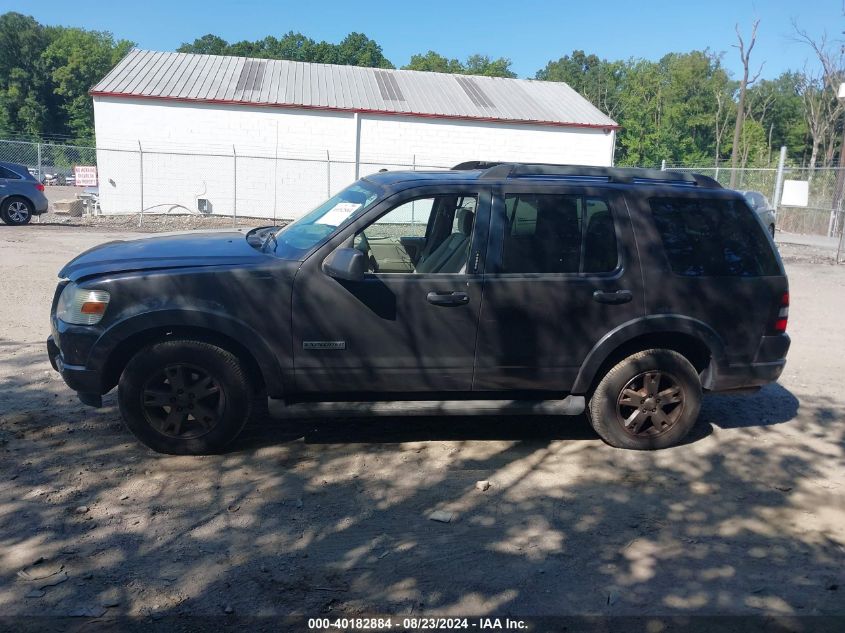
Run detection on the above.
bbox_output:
[118,339,253,454]
[586,349,701,450]
[1,197,34,225]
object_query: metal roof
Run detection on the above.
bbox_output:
[91,49,618,129]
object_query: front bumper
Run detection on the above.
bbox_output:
[47,335,103,406]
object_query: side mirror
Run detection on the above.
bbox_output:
[323,247,366,282]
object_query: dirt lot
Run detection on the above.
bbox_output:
[0,224,843,622]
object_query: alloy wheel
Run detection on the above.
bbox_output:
[140,363,225,439]
[616,371,685,438]
[7,201,30,223]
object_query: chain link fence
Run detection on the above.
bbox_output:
[1,137,842,247]
[664,161,844,239]
[0,139,97,183]
[0,138,453,224]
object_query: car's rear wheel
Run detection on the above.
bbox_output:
[118,340,252,454]
[1,197,33,225]
[586,349,701,450]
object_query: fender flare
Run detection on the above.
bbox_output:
[571,315,727,394]
[89,309,286,396]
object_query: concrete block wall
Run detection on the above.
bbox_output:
[93,96,615,219]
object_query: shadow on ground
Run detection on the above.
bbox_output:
[0,338,843,621]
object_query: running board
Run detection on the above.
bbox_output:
[267,396,585,419]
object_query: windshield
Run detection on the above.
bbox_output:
[269,181,381,259]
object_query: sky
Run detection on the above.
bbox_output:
[2,0,840,79]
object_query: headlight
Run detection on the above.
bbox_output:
[56,282,110,325]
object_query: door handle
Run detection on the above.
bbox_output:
[427,291,470,307]
[593,289,633,305]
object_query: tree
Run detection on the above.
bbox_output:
[729,19,762,187]
[463,55,515,78]
[334,32,393,68]
[176,31,394,68]
[535,50,625,118]
[177,34,228,55]
[792,23,845,172]
[402,52,515,77]
[0,12,53,136]
[746,72,807,165]
[403,51,464,74]
[42,28,133,141]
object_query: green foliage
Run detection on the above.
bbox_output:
[42,28,132,141]
[179,31,394,68]
[0,12,132,141]
[0,11,827,167]
[403,51,515,77]
[176,34,228,56]
[537,47,821,167]
[536,50,625,118]
[403,51,465,74]
[0,13,54,137]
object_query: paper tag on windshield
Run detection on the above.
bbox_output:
[315,202,361,226]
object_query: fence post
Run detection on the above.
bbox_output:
[353,113,361,180]
[773,146,787,215]
[661,159,666,171]
[232,145,237,228]
[138,141,144,228]
[326,149,331,199]
[273,122,279,226]
[36,142,42,182]
[412,154,416,172]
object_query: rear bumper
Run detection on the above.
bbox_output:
[33,195,49,213]
[47,335,103,406]
[703,334,790,392]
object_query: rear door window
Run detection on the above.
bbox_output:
[0,166,22,179]
[499,193,618,274]
[650,197,780,277]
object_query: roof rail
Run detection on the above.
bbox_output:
[452,162,722,189]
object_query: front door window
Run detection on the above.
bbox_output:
[354,195,478,274]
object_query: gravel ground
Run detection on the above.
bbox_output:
[0,225,843,621]
[35,210,282,233]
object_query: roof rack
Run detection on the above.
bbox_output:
[450,161,722,189]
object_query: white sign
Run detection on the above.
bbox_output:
[74,165,98,187]
[781,179,809,207]
[315,202,361,226]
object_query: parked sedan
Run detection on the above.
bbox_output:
[0,161,49,225]
[739,190,776,238]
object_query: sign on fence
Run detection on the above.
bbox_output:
[73,165,98,187]
[781,180,809,207]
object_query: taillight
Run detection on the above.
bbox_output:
[35,183,45,191]
[772,292,789,333]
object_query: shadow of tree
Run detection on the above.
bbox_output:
[2,333,844,621]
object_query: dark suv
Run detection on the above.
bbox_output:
[47,163,790,454]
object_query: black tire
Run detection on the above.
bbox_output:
[586,349,701,450]
[1,196,34,225]
[118,339,253,454]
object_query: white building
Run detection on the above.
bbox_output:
[91,49,618,219]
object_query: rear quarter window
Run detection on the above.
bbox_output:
[649,197,780,277]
